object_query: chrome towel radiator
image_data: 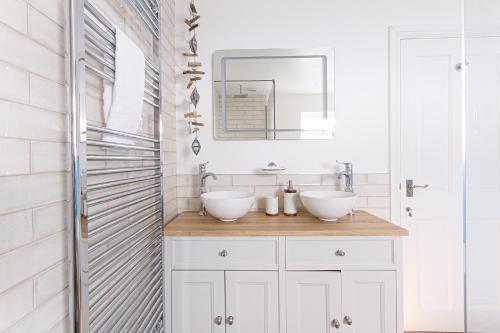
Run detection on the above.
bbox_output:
[70,0,163,332]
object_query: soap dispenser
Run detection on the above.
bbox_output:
[284,180,298,216]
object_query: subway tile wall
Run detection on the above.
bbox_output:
[0,0,70,331]
[215,96,270,139]
[160,0,178,222]
[0,0,177,331]
[177,173,391,219]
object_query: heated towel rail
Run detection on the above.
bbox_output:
[70,0,163,332]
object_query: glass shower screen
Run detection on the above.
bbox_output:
[465,1,500,332]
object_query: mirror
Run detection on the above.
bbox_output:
[212,48,334,140]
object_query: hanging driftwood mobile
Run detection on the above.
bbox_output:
[183,0,204,155]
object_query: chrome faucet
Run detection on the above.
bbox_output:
[199,162,217,216]
[337,160,354,193]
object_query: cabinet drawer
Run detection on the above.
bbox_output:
[171,237,278,270]
[286,238,395,270]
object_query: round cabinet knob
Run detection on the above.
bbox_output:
[335,249,346,257]
[331,319,340,329]
[214,316,223,326]
[226,316,235,325]
[344,316,353,325]
[219,249,228,257]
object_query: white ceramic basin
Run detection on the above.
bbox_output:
[201,191,255,222]
[300,191,358,222]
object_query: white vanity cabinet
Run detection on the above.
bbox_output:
[165,236,402,333]
[164,211,407,333]
[286,270,397,333]
[286,271,342,333]
[172,270,279,333]
[172,271,225,333]
[341,271,397,333]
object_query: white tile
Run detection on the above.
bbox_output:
[0,100,67,142]
[177,174,198,187]
[298,185,337,192]
[0,138,30,176]
[355,196,368,208]
[0,62,29,103]
[27,6,64,55]
[206,174,232,186]
[33,202,67,239]
[0,24,64,83]
[164,187,177,203]
[176,186,198,198]
[164,175,177,191]
[355,184,390,197]
[277,174,321,186]
[364,208,391,220]
[0,232,67,294]
[209,186,255,194]
[368,196,391,208]
[177,197,200,210]
[47,316,69,333]
[27,0,65,27]
[320,174,341,185]
[367,174,390,185]
[163,139,176,152]
[31,142,69,173]
[29,75,66,113]
[0,0,28,33]
[176,197,189,209]
[0,173,67,216]
[164,200,178,221]
[0,210,33,254]
[164,163,176,177]
[354,174,368,185]
[6,289,68,333]
[0,280,34,332]
[34,262,68,305]
[233,175,276,186]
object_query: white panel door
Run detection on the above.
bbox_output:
[286,271,342,333]
[341,271,397,333]
[172,271,225,333]
[465,36,500,333]
[225,271,279,333]
[400,37,464,331]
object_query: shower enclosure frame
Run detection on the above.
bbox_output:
[69,0,164,332]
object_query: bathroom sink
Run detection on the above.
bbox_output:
[300,191,358,222]
[201,191,255,222]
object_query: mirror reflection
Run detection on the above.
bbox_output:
[212,48,334,140]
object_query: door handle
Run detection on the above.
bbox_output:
[226,316,235,325]
[406,179,429,197]
[214,316,223,325]
[331,319,341,329]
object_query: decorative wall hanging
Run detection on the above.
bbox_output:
[183,0,205,155]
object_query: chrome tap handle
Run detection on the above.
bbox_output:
[199,161,209,174]
[336,160,352,167]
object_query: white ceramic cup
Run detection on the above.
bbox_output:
[265,196,279,216]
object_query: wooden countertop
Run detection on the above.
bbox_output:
[163,211,408,237]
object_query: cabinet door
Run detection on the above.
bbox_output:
[172,271,225,333]
[341,271,397,333]
[225,271,279,333]
[286,272,342,333]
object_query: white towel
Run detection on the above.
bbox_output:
[103,26,145,144]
